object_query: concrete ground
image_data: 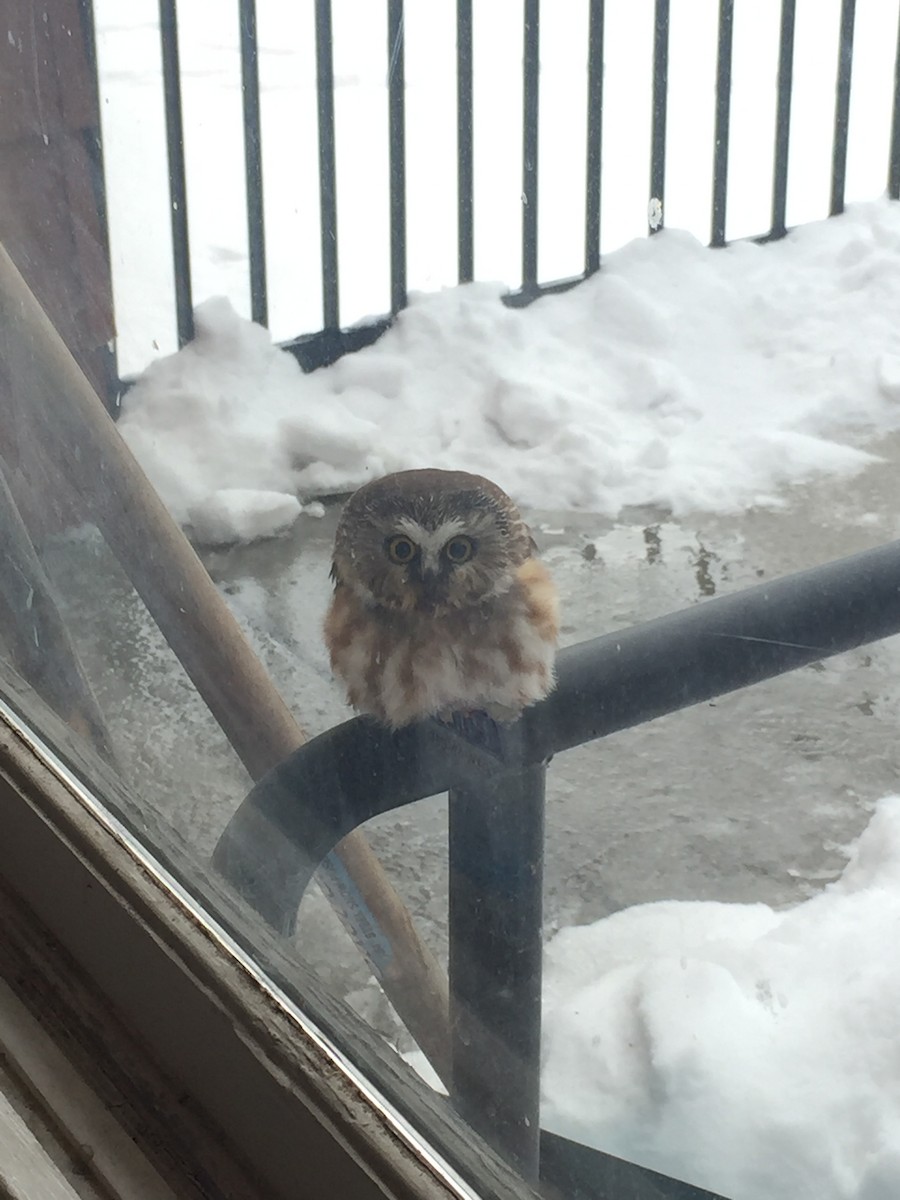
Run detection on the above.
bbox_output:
[38,431,900,1039]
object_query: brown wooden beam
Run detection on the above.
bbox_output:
[0,242,450,1081]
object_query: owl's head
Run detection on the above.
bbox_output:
[330,468,535,615]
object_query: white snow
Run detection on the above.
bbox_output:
[120,199,900,542]
[187,489,302,546]
[541,796,900,1200]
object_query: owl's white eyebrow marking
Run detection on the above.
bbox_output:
[395,517,466,566]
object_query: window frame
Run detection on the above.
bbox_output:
[0,693,535,1200]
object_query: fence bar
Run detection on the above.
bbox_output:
[711,0,734,247]
[158,0,194,344]
[239,0,267,327]
[585,0,604,274]
[457,0,474,283]
[831,0,856,216]
[315,0,340,329]
[522,0,540,290]
[449,764,545,1181]
[388,0,407,315]
[891,5,900,199]
[649,0,669,233]
[771,0,796,238]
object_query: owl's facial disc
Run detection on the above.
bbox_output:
[385,518,480,612]
[331,471,534,614]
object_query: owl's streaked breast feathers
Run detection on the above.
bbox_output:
[324,468,559,728]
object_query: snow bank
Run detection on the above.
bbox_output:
[187,489,303,546]
[541,796,900,1199]
[119,200,900,542]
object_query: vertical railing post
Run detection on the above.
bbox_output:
[387,0,407,316]
[239,0,268,328]
[158,0,194,345]
[649,0,669,234]
[457,0,474,284]
[710,0,734,248]
[770,0,796,239]
[830,0,856,216]
[448,757,545,1183]
[315,0,340,337]
[585,0,605,276]
[889,3,900,200]
[522,0,540,294]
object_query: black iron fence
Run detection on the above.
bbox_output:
[104,0,900,386]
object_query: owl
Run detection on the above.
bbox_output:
[324,468,559,729]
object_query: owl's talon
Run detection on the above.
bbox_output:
[435,708,506,757]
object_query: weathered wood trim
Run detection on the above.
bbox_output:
[0,699,535,1200]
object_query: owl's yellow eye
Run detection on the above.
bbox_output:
[443,535,475,564]
[386,535,418,564]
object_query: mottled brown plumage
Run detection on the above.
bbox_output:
[324,468,559,728]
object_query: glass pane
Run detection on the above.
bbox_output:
[3,3,900,1199]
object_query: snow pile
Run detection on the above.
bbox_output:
[120,200,900,543]
[118,297,353,541]
[187,489,303,546]
[541,796,900,1200]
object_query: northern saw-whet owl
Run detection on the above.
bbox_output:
[324,468,559,729]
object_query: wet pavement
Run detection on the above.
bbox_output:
[38,432,900,1038]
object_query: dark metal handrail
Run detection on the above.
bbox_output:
[214,536,900,1190]
[216,536,900,919]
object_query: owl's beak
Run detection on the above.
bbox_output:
[416,558,444,607]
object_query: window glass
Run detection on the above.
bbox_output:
[4,3,900,1199]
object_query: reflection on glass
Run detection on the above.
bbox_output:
[5,4,900,1200]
